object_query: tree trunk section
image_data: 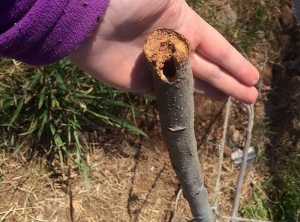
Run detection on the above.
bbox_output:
[143,28,215,222]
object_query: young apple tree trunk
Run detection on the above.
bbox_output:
[143,28,215,222]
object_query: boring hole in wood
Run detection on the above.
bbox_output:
[162,58,177,82]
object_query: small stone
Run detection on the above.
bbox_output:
[232,130,240,142]
[224,145,232,157]
[201,122,207,127]
[156,114,160,121]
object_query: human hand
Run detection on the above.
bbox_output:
[67,0,259,103]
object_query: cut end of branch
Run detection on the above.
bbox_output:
[143,28,191,82]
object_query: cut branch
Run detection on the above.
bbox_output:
[143,28,215,222]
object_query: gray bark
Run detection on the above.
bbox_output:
[143,28,215,222]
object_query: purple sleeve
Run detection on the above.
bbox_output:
[0,0,109,65]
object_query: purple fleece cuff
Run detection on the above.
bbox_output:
[0,0,109,65]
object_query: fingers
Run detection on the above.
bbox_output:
[177,4,259,103]
[190,52,258,104]
[190,13,259,86]
[195,29,259,86]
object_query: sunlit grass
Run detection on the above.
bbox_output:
[0,58,150,194]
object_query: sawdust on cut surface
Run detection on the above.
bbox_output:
[143,28,191,80]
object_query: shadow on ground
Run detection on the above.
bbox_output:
[265,17,300,221]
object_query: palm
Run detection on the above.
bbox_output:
[68,0,259,103]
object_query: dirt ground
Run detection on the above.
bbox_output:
[1,0,299,221]
[0,96,263,222]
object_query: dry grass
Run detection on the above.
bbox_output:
[0,95,270,221]
[0,134,186,221]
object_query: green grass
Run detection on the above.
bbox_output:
[0,58,151,194]
[187,0,205,6]
[268,140,300,222]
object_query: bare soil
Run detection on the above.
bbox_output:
[1,0,300,221]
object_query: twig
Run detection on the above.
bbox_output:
[0,206,15,222]
[213,97,232,214]
[172,188,183,222]
[231,104,254,220]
